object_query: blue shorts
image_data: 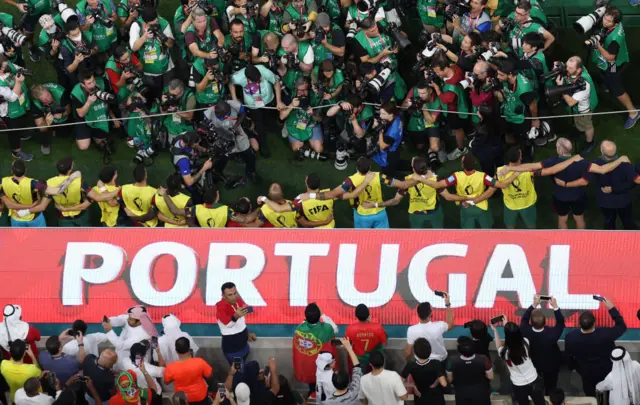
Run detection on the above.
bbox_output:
[353,209,389,229]
[288,125,323,144]
[11,214,46,228]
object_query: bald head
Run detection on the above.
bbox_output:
[98,349,118,368]
[268,183,284,201]
[473,61,490,76]
[556,137,572,156]
[264,32,279,50]
[281,34,296,50]
[601,140,617,158]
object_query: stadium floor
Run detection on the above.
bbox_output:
[1,2,640,228]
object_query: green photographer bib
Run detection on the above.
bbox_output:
[417,0,444,28]
[71,77,109,132]
[277,42,310,92]
[591,24,629,71]
[502,74,533,124]
[162,87,195,135]
[136,17,171,74]
[407,88,442,131]
[354,30,397,70]
[311,23,341,65]
[33,83,68,124]
[441,82,469,117]
[192,58,226,105]
[77,0,117,52]
[286,107,314,141]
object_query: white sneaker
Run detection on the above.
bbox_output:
[447,147,468,161]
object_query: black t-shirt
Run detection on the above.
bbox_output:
[32,92,71,119]
[352,40,368,60]
[327,29,345,47]
[472,335,492,358]
[82,354,115,401]
[607,40,620,56]
[251,32,262,50]
[401,359,445,399]
[447,354,492,396]
[519,91,537,108]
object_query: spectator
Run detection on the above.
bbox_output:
[106,306,157,370]
[565,297,627,396]
[122,342,165,392]
[15,376,59,405]
[164,337,212,405]
[109,369,162,405]
[61,320,109,359]
[274,375,306,405]
[83,349,118,405]
[38,336,80,386]
[519,295,565,394]
[227,358,279,405]
[595,347,640,405]
[216,282,257,366]
[344,304,387,369]
[467,320,492,358]
[322,339,362,405]
[405,295,454,362]
[446,336,492,405]
[159,314,200,365]
[358,352,408,405]
[401,338,446,405]
[292,303,337,397]
[1,339,41,401]
[491,321,545,405]
[0,304,41,363]
[315,352,336,404]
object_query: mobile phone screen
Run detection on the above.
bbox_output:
[434,291,445,298]
[331,339,343,346]
[593,295,606,302]
[539,295,551,301]
[490,315,504,325]
[102,315,109,323]
[245,306,254,314]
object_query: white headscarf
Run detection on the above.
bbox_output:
[0,305,29,351]
[609,347,640,405]
[158,314,199,365]
[315,352,336,405]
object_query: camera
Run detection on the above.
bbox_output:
[545,77,586,98]
[205,58,226,83]
[125,95,148,113]
[123,65,146,93]
[134,120,165,165]
[477,42,500,61]
[408,96,426,114]
[314,27,325,44]
[91,11,113,28]
[263,49,279,72]
[147,24,168,43]
[367,61,392,94]
[541,61,566,80]
[15,67,34,77]
[196,118,235,157]
[298,148,328,161]
[346,22,358,40]
[334,142,350,170]
[92,90,116,102]
[573,5,607,35]
[297,96,310,109]
[316,81,326,100]
[162,93,180,109]
[246,1,260,14]
[282,53,297,70]
[384,22,410,51]
[459,72,477,90]
[482,76,502,92]
[213,45,232,63]
[196,0,216,15]
[75,44,92,56]
[500,17,516,33]
[445,0,469,22]
[291,18,307,38]
[584,28,606,49]
[0,23,26,47]
[48,29,66,45]
[57,2,78,22]
[44,104,67,116]
[423,69,438,85]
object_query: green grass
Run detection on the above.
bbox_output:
[3,1,640,228]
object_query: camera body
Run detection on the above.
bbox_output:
[92,90,116,102]
[384,22,410,51]
[75,44,92,56]
[92,11,113,28]
[196,118,236,157]
[205,59,226,83]
[292,18,307,38]
[541,61,566,80]
[0,23,26,47]
[573,5,607,35]
[314,27,325,44]
[16,67,34,77]
[500,17,516,34]
[367,61,392,94]
[283,52,297,70]
[424,69,438,85]
[147,24,168,43]
[297,96,310,109]
[545,77,586,99]
[445,0,469,21]
[162,93,180,109]
[196,0,216,15]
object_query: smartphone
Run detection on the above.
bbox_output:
[463,321,473,328]
[539,295,552,301]
[434,290,446,298]
[135,355,142,367]
[593,295,606,302]
[264,365,270,378]
[233,357,242,370]
[151,336,158,349]
[102,315,109,323]
[331,339,343,346]
[245,306,254,314]
[217,383,226,398]
[490,315,505,325]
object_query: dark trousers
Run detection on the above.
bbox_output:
[143,69,176,102]
[5,115,33,151]
[215,148,257,175]
[601,204,636,230]
[512,380,546,405]
[249,107,269,154]
[541,369,559,395]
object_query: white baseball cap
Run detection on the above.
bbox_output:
[235,383,251,405]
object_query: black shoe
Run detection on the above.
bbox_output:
[582,141,596,156]
[260,148,271,158]
[29,48,41,62]
[247,172,262,184]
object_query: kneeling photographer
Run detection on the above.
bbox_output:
[326,94,375,154]
[401,80,443,168]
[204,100,260,184]
[547,56,598,154]
[31,83,71,156]
[161,78,196,143]
[191,55,228,109]
[123,94,162,165]
[280,77,324,155]
[170,131,214,203]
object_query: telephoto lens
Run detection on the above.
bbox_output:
[93,90,116,102]
[573,6,607,35]
[1,27,26,46]
[299,148,328,161]
[334,144,349,170]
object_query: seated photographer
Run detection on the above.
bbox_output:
[250,30,280,66]
[71,70,119,151]
[551,56,598,155]
[60,19,98,87]
[105,44,143,98]
[589,6,638,129]
[353,17,398,71]
[226,0,259,34]
[130,7,175,99]
[154,175,192,227]
[76,0,118,59]
[360,62,407,103]
[326,94,375,149]
[417,0,446,34]
[279,77,323,154]
[31,83,71,155]
[15,376,60,405]
[372,102,405,176]
[224,19,253,72]
[435,31,482,72]
[430,54,470,161]
[204,100,260,183]
[182,6,224,61]
[229,63,285,158]
[37,15,67,87]
[401,80,443,166]
[495,60,540,160]
[452,0,491,42]
[161,78,196,143]
[170,132,213,191]
[496,1,553,58]
[309,12,345,66]
[191,55,227,108]
[282,0,317,39]
[0,59,33,161]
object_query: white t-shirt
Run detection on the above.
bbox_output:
[63,333,109,358]
[406,321,448,361]
[121,357,165,393]
[300,45,314,65]
[570,80,591,113]
[15,389,60,405]
[498,337,538,386]
[358,369,407,405]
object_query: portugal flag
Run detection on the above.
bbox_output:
[292,321,336,383]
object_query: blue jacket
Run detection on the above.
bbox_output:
[373,116,403,167]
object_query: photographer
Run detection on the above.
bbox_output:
[124,93,160,163]
[2,0,50,62]
[279,33,314,92]
[589,6,639,129]
[417,0,445,33]
[372,102,405,176]
[282,0,317,39]
[250,30,280,65]
[226,0,259,34]
[310,12,345,66]
[497,1,554,57]
[353,17,398,71]
[60,19,98,87]
[170,132,214,194]
[76,0,118,57]
[312,59,343,105]
[229,63,285,158]
[205,100,260,183]
[401,80,443,165]
[37,15,67,87]
[512,32,548,95]
[431,54,470,161]
[71,70,118,151]
[31,83,71,155]
[552,56,598,154]
[362,62,406,103]
[345,0,385,28]
[117,0,141,33]
[435,31,482,72]
[130,7,175,99]
[0,58,33,161]
[224,19,252,72]
[173,0,195,80]
[326,94,375,146]
[495,60,539,160]
[191,55,227,108]
[105,44,143,99]
[452,0,491,41]
[182,6,224,61]
[161,78,196,142]
[259,0,285,33]
[280,76,323,154]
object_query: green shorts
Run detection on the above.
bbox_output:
[409,205,444,229]
[504,204,537,228]
[460,205,493,229]
[58,211,90,227]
